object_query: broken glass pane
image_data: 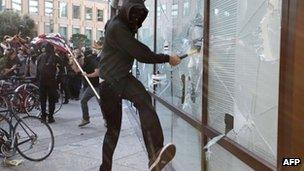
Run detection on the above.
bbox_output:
[208,0,282,165]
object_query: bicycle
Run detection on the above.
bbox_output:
[0,91,54,161]
[1,76,63,116]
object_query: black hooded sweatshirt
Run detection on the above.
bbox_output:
[99,0,170,82]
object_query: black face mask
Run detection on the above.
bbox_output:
[129,7,147,31]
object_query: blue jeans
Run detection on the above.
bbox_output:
[80,86,99,121]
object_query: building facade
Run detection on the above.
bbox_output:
[0,0,109,43]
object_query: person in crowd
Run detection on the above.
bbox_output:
[36,43,62,123]
[70,48,100,127]
[25,46,39,78]
[17,45,29,76]
[2,49,21,77]
[56,50,70,104]
[98,0,181,170]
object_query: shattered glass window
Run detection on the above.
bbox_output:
[207,0,282,165]
[156,101,202,171]
[207,144,254,171]
[152,0,204,121]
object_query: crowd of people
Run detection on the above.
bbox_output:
[0,34,103,124]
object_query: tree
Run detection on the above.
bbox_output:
[0,10,35,39]
[70,33,91,49]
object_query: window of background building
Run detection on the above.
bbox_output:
[59,2,67,18]
[85,28,92,43]
[183,1,189,16]
[96,30,103,40]
[12,0,22,13]
[97,9,104,21]
[85,7,93,20]
[44,23,51,34]
[1,0,6,11]
[73,5,80,19]
[72,27,80,35]
[59,26,67,39]
[45,0,53,16]
[29,0,38,15]
[171,4,178,17]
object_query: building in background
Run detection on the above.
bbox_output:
[0,0,109,43]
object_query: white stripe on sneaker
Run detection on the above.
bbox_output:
[149,143,175,171]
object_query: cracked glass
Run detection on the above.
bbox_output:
[207,0,282,165]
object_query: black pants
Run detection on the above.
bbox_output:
[39,82,57,116]
[61,75,70,101]
[99,75,164,171]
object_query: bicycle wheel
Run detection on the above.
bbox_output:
[53,90,63,115]
[0,96,9,121]
[14,116,54,161]
[25,92,41,116]
[0,115,16,158]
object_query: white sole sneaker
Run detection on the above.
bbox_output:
[149,143,176,171]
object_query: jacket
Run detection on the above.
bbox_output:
[99,0,170,82]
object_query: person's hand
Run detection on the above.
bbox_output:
[169,55,181,66]
[11,65,17,70]
[82,72,89,77]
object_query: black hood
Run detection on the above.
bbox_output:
[118,0,148,32]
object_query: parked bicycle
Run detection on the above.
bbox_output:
[0,91,54,161]
[0,76,63,117]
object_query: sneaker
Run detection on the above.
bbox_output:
[78,119,90,127]
[48,116,55,123]
[148,143,176,171]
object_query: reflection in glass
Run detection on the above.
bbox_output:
[85,28,92,43]
[154,0,204,121]
[59,2,67,18]
[44,23,51,34]
[73,5,80,19]
[96,30,103,40]
[45,0,53,16]
[97,9,104,22]
[135,0,155,87]
[156,102,201,171]
[73,27,80,35]
[85,7,93,20]
[0,0,5,11]
[29,0,38,15]
[207,144,253,171]
[208,0,282,165]
[12,0,21,13]
[59,26,67,39]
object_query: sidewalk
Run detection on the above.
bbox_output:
[1,100,149,171]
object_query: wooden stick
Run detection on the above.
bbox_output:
[67,48,100,100]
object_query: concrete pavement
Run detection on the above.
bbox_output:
[1,100,150,171]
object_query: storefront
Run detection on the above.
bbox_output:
[123,0,303,170]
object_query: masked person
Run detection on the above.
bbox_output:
[36,43,62,123]
[98,0,181,170]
